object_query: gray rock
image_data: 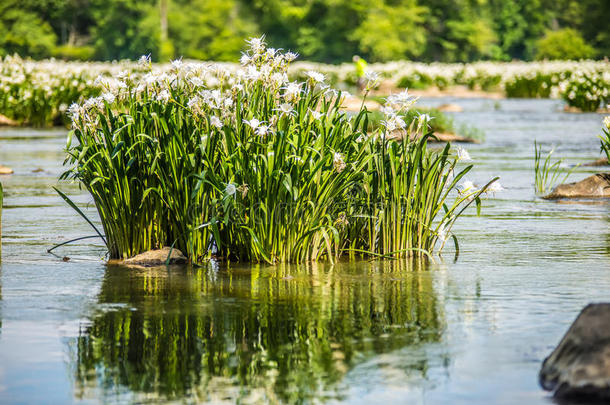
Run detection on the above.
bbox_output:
[122,246,187,265]
[544,173,610,199]
[539,303,610,399]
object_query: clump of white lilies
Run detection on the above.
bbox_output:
[62,36,499,264]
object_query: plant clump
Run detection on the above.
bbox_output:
[62,37,498,264]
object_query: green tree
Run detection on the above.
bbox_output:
[489,0,548,60]
[423,0,497,62]
[535,28,596,60]
[88,0,159,60]
[0,3,57,58]
[169,0,256,61]
[351,0,427,61]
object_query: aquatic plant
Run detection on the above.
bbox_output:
[1,56,608,126]
[534,141,579,195]
[0,55,104,126]
[504,72,557,98]
[61,38,497,263]
[601,115,610,163]
[560,70,610,112]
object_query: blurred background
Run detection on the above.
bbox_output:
[0,0,608,63]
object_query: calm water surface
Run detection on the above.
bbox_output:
[0,99,608,404]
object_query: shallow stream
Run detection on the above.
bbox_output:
[0,98,608,404]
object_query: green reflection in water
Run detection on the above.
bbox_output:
[72,260,445,403]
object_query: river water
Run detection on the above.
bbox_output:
[0,98,608,404]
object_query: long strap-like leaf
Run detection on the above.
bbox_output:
[53,186,108,247]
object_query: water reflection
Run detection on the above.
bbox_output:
[72,260,445,403]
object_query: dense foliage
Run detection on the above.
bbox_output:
[61,39,496,263]
[1,0,607,63]
[2,57,607,127]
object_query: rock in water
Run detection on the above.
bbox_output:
[123,247,187,265]
[539,303,610,399]
[0,165,13,175]
[544,173,610,199]
[437,103,463,112]
[582,158,609,167]
[0,114,18,126]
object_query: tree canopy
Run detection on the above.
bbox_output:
[0,0,607,62]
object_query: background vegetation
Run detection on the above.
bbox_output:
[1,0,607,63]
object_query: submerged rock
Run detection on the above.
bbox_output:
[429,132,478,143]
[582,158,609,167]
[540,303,610,399]
[437,103,464,113]
[0,114,18,126]
[388,131,478,144]
[122,247,187,266]
[544,173,610,199]
[0,165,13,175]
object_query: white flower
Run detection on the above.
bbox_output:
[283,82,301,101]
[380,105,395,116]
[333,152,346,173]
[456,147,472,161]
[247,36,265,55]
[171,58,183,70]
[306,71,325,83]
[255,125,269,136]
[604,116,610,130]
[417,113,433,131]
[277,103,295,115]
[243,118,261,130]
[156,90,170,103]
[365,70,380,88]
[246,65,261,81]
[138,54,151,67]
[323,87,337,100]
[102,91,115,104]
[210,116,223,129]
[240,54,251,65]
[83,97,103,111]
[308,109,323,120]
[418,113,433,124]
[225,183,237,196]
[201,89,222,109]
[271,72,288,87]
[187,96,202,114]
[68,103,82,120]
[284,51,298,62]
[457,180,477,194]
[386,90,418,109]
[382,114,406,132]
[189,76,204,87]
[485,180,504,195]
